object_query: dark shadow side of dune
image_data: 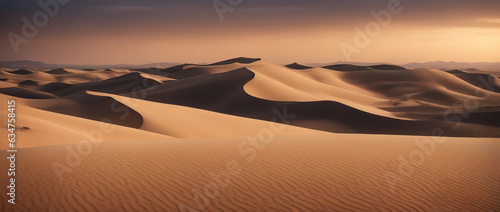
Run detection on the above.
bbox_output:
[139,57,263,80]
[8,69,35,75]
[369,65,407,70]
[447,69,500,93]
[209,57,261,66]
[286,63,312,70]
[323,64,407,72]
[27,91,144,129]
[0,76,146,129]
[31,72,161,97]
[0,87,58,99]
[46,68,72,75]
[129,68,499,137]
[0,72,162,99]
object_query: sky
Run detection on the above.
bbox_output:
[0,0,499,65]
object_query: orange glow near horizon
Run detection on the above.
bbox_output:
[6,26,497,65]
[0,1,499,65]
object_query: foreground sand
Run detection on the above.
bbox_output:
[1,134,499,211]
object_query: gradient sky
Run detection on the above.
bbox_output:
[1,0,499,65]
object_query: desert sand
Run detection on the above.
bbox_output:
[1,57,499,211]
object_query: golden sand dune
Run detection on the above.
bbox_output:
[150,59,500,119]
[89,91,327,138]
[338,68,500,103]
[126,65,500,136]
[46,68,73,75]
[0,81,18,89]
[0,68,136,85]
[3,59,499,137]
[0,95,170,150]
[20,92,144,128]
[285,62,312,70]
[0,87,59,99]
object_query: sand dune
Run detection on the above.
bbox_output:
[209,57,262,65]
[149,60,391,112]
[323,64,374,71]
[21,91,144,128]
[336,68,500,123]
[0,87,58,99]
[0,70,57,84]
[0,68,130,85]
[0,94,170,149]
[2,59,499,137]
[339,68,500,100]
[1,57,499,211]
[370,64,406,70]
[0,72,170,98]
[0,80,18,88]
[37,82,74,93]
[127,64,500,136]
[447,69,500,92]
[8,69,34,75]
[48,72,164,96]
[285,62,312,70]
[46,68,73,75]
[90,91,326,138]
[18,80,39,86]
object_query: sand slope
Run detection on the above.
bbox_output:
[89,91,326,138]
[447,69,500,93]
[0,95,170,149]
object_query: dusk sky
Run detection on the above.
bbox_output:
[1,0,499,65]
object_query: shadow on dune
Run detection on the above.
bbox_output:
[369,65,407,70]
[209,57,261,66]
[447,69,500,93]
[144,57,263,79]
[23,91,144,129]
[46,68,72,75]
[19,80,39,86]
[8,69,34,75]
[0,87,58,99]
[2,62,498,137]
[323,64,406,72]
[286,63,312,70]
[323,64,374,71]
[30,72,161,96]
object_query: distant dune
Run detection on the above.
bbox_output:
[1,57,499,211]
[46,68,72,75]
[285,62,312,70]
[9,69,35,75]
[446,69,500,92]
[323,64,374,71]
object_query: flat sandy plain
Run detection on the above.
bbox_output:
[1,58,499,211]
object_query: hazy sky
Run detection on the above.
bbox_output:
[1,0,499,65]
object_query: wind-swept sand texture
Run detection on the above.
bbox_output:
[1,134,499,211]
[0,57,499,211]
